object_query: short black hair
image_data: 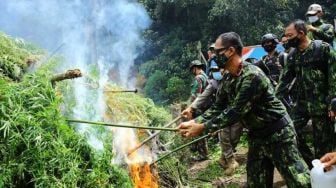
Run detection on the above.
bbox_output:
[217,32,243,56]
[287,19,307,35]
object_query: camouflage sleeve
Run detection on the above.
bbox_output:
[196,74,264,133]
[190,80,216,110]
[325,44,336,108]
[194,100,225,124]
[189,79,199,101]
[314,24,335,44]
[275,56,296,99]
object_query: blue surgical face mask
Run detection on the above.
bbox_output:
[308,15,319,23]
[212,71,223,81]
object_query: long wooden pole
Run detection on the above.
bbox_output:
[151,134,209,165]
[127,116,182,156]
[150,130,220,165]
[104,89,138,93]
[67,119,179,131]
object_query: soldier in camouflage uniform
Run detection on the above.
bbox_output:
[183,50,242,175]
[305,4,335,48]
[276,19,336,168]
[178,32,310,187]
[188,60,209,161]
[255,33,284,87]
[189,60,208,102]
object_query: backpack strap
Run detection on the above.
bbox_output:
[313,40,323,62]
[293,40,328,80]
[257,56,271,75]
[278,52,287,67]
[287,48,297,60]
[310,40,327,76]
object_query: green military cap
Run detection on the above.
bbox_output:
[190,60,205,69]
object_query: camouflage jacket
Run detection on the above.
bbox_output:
[190,71,208,102]
[276,40,336,115]
[190,79,218,113]
[190,79,218,117]
[307,20,335,45]
[254,51,284,86]
[195,62,288,133]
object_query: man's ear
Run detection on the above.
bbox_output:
[318,12,324,17]
[228,46,235,56]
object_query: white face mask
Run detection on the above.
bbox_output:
[308,15,319,23]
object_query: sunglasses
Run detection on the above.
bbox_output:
[214,47,228,56]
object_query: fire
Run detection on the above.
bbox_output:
[105,95,159,187]
[109,125,159,187]
[128,161,159,188]
[127,134,159,188]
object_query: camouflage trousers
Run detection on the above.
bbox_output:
[219,122,243,159]
[190,139,208,158]
[247,125,310,188]
[291,112,334,169]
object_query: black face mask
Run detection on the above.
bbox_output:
[263,44,276,53]
[287,35,301,48]
[214,53,229,68]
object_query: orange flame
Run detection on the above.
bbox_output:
[105,93,159,187]
[129,162,159,188]
[106,119,160,187]
[127,134,159,188]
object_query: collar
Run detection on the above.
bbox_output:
[266,50,280,59]
[312,19,323,27]
[234,61,244,76]
[298,40,313,53]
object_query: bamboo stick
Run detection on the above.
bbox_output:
[67,119,179,131]
[127,116,182,156]
[150,130,220,165]
[104,89,138,93]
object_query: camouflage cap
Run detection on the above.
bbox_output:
[190,60,205,69]
[306,4,322,16]
[208,43,216,50]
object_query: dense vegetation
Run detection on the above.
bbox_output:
[0,32,170,187]
[1,1,336,187]
[0,32,135,187]
[137,0,336,105]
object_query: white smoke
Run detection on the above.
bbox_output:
[0,0,151,150]
[112,127,154,164]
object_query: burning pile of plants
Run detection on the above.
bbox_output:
[103,85,170,187]
[0,31,184,187]
[0,33,132,187]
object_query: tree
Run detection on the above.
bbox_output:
[165,76,188,104]
[143,70,168,104]
[138,0,336,105]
